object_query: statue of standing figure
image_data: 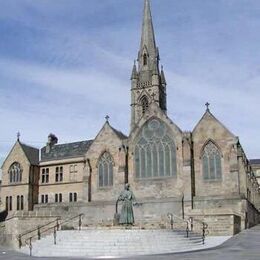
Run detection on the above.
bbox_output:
[117,183,137,225]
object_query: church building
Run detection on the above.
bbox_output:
[0,0,259,236]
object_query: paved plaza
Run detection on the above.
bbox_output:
[0,225,259,260]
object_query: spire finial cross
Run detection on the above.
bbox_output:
[205,102,210,111]
[105,115,110,122]
[17,131,20,141]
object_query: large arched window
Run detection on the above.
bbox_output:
[134,119,177,179]
[8,162,22,183]
[202,141,222,180]
[140,95,149,115]
[98,152,113,187]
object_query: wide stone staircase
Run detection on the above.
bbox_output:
[19,228,229,257]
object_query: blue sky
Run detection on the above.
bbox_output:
[0,0,260,171]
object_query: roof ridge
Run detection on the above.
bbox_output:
[41,139,93,162]
[43,139,93,148]
[19,142,39,165]
[110,125,128,139]
[20,141,39,150]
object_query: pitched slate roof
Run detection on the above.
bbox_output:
[41,140,93,162]
[20,142,39,165]
[250,159,260,165]
[110,126,128,140]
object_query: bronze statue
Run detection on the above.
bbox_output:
[117,183,137,225]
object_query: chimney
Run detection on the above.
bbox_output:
[46,133,58,153]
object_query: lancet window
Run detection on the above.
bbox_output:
[16,195,24,211]
[143,53,148,65]
[202,141,222,180]
[98,152,113,187]
[140,95,149,115]
[8,162,22,183]
[134,119,177,179]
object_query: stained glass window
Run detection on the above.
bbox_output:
[8,162,22,183]
[202,141,222,180]
[98,152,113,187]
[135,119,177,178]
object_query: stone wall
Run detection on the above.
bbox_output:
[39,158,86,203]
[245,200,260,228]
[39,183,84,203]
[85,123,126,202]
[128,110,192,204]
[1,142,32,211]
[2,214,59,248]
[192,111,239,198]
[34,197,184,229]
[189,210,241,236]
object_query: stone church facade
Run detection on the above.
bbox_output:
[1,0,259,236]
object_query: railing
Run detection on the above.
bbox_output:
[18,213,84,256]
[189,217,209,245]
[167,213,208,244]
[167,213,190,238]
[18,218,60,249]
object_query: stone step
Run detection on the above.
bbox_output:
[19,229,229,257]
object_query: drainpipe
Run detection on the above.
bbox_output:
[87,159,92,202]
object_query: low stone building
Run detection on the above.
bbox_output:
[0,0,259,238]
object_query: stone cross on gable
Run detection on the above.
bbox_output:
[17,132,20,141]
[205,102,210,111]
[105,115,110,122]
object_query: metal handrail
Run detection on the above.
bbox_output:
[19,218,61,239]
[167,213,190,238]
[20,213,84,256]
[188,217,209,244]
[167,213,208,244]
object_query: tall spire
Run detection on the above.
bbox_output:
[138,0,158,70]
[130,0,167,132]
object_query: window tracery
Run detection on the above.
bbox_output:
[134,119,177,179]
[140,95,149,115]
[98,152,113,187]
[8,162,22,183]
[202,141,222,180]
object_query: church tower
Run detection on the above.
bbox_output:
[130,0,167,131]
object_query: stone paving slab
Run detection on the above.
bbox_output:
[0,225,260,260]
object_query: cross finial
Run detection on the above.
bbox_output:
[105,115,110,122]
[17,131,20,141]
[205,102,210,111]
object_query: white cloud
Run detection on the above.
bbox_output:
[0,0,260,161]
[0,58,129,106]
